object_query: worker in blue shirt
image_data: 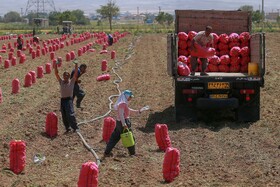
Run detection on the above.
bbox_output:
[70,64,87,108]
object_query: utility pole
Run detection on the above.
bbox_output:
[262,0,264,30]
[25,0,56,16]
[137,7,139,23]
[261,0,264,16]
[159,6,161,13]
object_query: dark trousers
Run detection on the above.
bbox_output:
[73,84,85,107]
[60,97,78,131]
[105,119,135,155]
[108,38,113,46]
[17,45,22,50]
[190,56,208,72]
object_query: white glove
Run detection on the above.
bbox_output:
[140,105,150,113]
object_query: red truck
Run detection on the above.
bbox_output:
[167,10,265,122]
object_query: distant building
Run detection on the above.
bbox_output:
[266,12,279,22]
[33,18,49,27]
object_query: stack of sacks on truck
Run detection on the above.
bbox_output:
[177,31,251,73]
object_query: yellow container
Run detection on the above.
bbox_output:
[120,129,135,148]
[248,62,259,76]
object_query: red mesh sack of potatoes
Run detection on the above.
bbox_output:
[77,161,98,187]
[45,112,58,138]
[218,42,228,51]
[190,43,215,58]
[178,32,188,41]
[215,49,220,56]
[179,49,189,57]
[218,64,230,72]
[229,33,240,43]
[212,33,219,44]
[187,55,192,64]
[229,46,241,57]
[177,63,190,76]
[220,55,230,65]
[219,33,229,44]
[239,32,251,43]
[186,40,192,48]
[240,56,250,66]
[219,49,229,56]
[178,40,187,50]
[228,41,240,49]
[10,140,26,174]
[102,117,116,143]
[12,78,20,94]
[230,56,241,66]
[208,55,220,65]
[230,65,241,72]
[178,55,188,64]
[24,73,32,87]
[240,46,250,57]
[155,124,171,151]
[241,64,248,73]
[240,41,249,48]
[96,74,110,81]
[163,147,180,183]
[187,31,197,41]
[208,64,219,72]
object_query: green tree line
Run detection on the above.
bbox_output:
[0,10,90,26]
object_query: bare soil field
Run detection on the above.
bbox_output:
[0,32,279,187]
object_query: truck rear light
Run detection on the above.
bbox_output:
[240,89,255,94]
[240,89,254,101]
[183,89,198,94]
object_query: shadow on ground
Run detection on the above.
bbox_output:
[138,105,253,133]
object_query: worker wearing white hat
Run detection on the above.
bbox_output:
[104,90,142,157]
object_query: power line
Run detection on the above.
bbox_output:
[25,0,56,16]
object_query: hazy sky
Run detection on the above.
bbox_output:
[0,0,279,16]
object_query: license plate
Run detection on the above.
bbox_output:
[210,94,228,99]
[208,82,230,89]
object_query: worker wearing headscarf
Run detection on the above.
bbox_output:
[104,90,141,157]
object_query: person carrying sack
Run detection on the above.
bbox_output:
[190,25,214,76]
[104,90,142,157]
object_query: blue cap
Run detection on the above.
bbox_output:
[123,90,134,98]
